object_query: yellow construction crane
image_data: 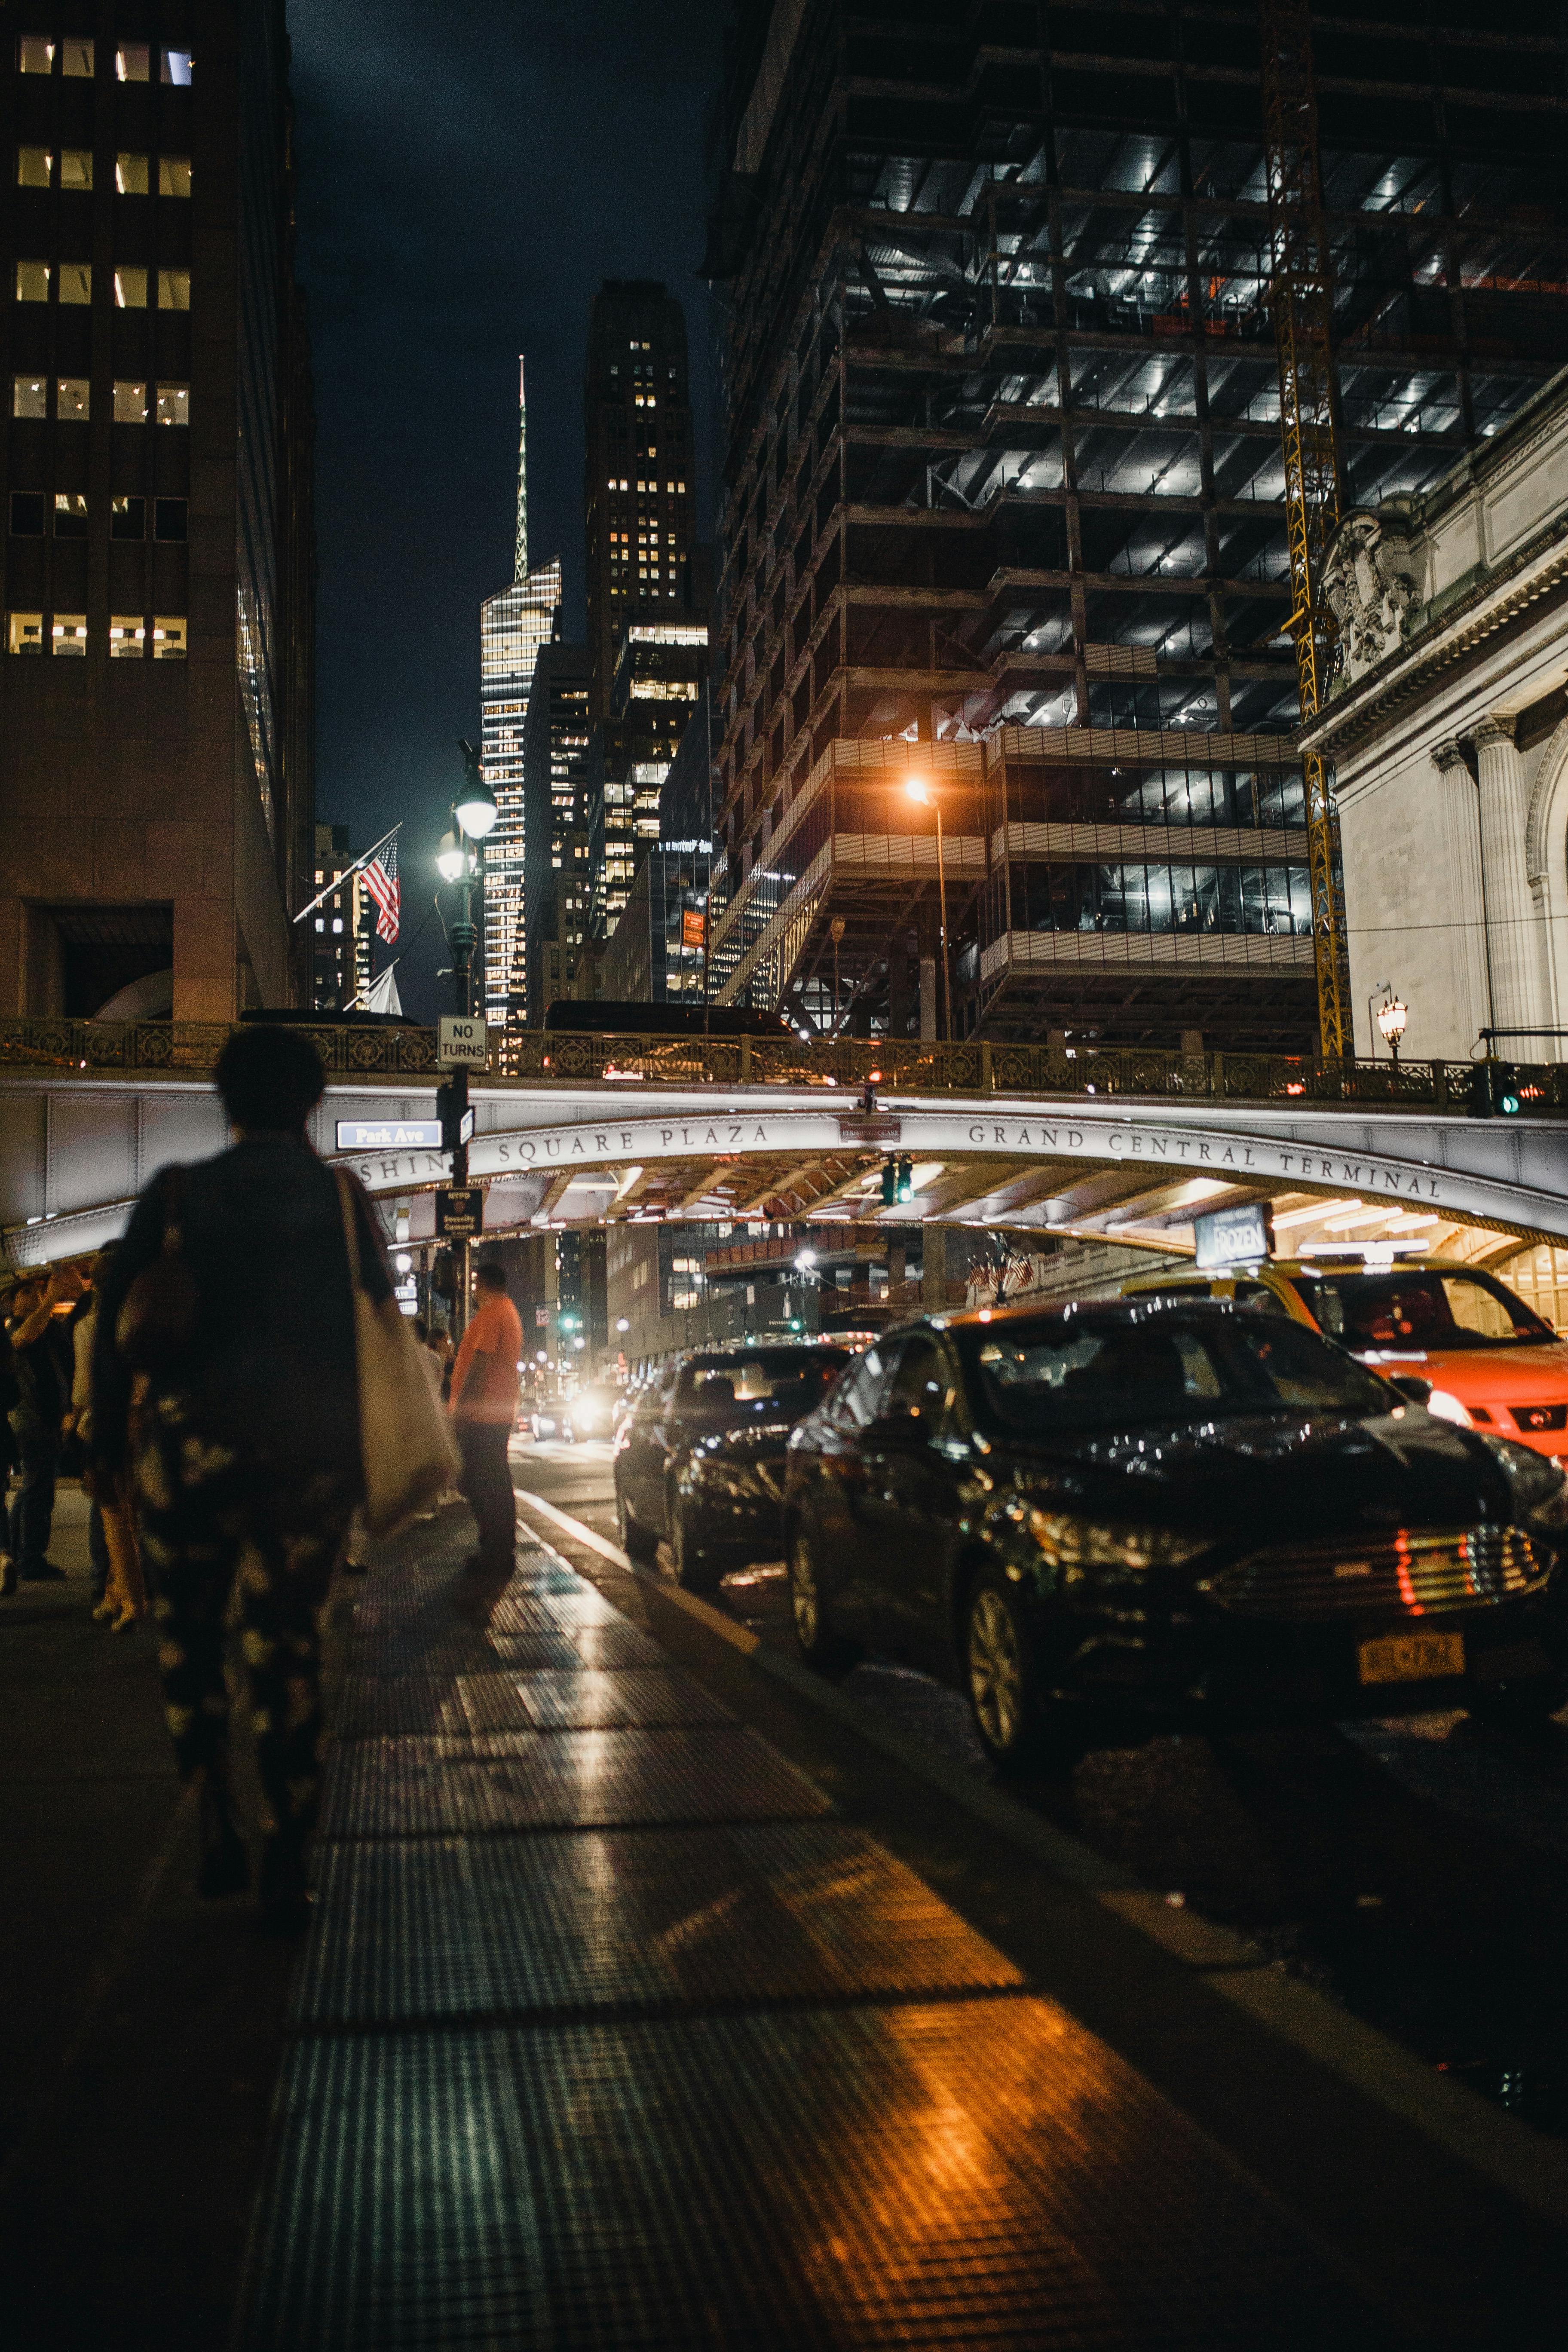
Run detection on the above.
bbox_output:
[1260,0,1347,1060]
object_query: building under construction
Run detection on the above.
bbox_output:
[704,0,1568,1050]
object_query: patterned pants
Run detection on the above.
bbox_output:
[133,1394,356,1845]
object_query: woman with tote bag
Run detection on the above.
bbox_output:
[92,1025,455,1929]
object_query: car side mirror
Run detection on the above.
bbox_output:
[1388,1375,1433,1407]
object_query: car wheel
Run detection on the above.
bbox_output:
[788,1524,859,1672]
[669,1490,723,1595]
[963,1569,1076,1772]
[616,1482,657,1565]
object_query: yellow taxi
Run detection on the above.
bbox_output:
[1121,1255,1568,1461]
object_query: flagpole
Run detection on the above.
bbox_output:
[293,821,402,926]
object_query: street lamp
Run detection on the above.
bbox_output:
[616,1317,630,1333]
[435,830,466,885]
[904,777,952,1043]
[1372,983,1409,1067]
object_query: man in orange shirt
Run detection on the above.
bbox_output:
[449,1259,523,1574]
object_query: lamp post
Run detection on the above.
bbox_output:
[904,777,952,1042]
[1371,982,1408,1068]
[436,741,499,1336]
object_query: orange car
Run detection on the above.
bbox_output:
[1122,1256,1568,1461]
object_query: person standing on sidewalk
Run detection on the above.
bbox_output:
[92,1025,390,1928]
[449,1261,521,1575]
[5,1268,77,1585]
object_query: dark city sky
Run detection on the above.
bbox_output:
[288,0,729,1020]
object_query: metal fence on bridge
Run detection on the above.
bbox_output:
[2,1015,1565,1114]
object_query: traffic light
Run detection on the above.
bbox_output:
[1467,1060,1522,1119]
[881,1157,898,1207]
[436,1069,472,1150]
[896,1154,914,1205]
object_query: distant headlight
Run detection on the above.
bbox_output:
[1480,1435,1568,1529]
[1025,1505,1210,1572]
[1425,1389,1474,1430]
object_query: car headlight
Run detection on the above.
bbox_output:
[1425,1389,1474,1430]
[1025,1506,1210,1572]
[1480,1435,1568,1529]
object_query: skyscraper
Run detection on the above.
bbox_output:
[0,5,315,1019]
[480,359,560,1041]
[583,282,699,729]
[521,640,591,1025]
[703,1,1568,1048]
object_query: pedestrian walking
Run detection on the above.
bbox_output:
[92,1025,392,1928]
[449,1262,522,1576]
[5,1267,77,1583]
[68,1255,146,1630]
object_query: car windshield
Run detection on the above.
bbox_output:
[965,1310,1394,1435]
[680,1349,849,1422]
[1286,1268,1552,1352]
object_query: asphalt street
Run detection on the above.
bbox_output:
[513,1434,1568,2140]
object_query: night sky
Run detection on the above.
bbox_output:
[288,0,729,1020]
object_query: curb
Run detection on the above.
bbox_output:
[513,1486,1568,2230]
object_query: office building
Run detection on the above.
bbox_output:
[480,358,561,1041]
[600,841,712,1006]
[584,280,700,727]
[0,4,315,1018]
[309,821,352,1009]
[521,639,591,1024]
[703,1,1568,1048]
[592,617,710,939]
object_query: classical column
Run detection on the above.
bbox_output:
[1431,738,1491,1050]
[1471,715,1548,1041]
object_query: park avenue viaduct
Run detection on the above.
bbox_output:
[3,1019,1568,1278]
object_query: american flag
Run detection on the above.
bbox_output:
[363,835,399,943]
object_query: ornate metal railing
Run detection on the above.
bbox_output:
[3,1016,1566,1113]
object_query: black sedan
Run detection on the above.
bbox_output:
[615,1341,851,1592]
[781,1297,1568,1768]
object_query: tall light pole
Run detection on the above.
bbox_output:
[436,741,498,1334]
[905,777,952,1042]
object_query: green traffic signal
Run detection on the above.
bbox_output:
[881,1157,898,1207]
[895,1154,913,1205]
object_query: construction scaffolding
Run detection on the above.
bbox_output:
[704,0,1568,1053]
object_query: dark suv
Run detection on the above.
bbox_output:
[614,1341,852,1591]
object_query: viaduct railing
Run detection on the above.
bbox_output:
[2,1017,1566,1113]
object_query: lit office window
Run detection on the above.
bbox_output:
[109,617,145,658]
[53,614,88,655]
[58,263,91,304]
[111,496,145,540]
[113,380,148,423]
[61,38,93,76]
[159,157,192,197]
[15,260,50,302]
[114,266,148,309]
[161,49,193,85]
[61,148,92,190]
[116,153,150,195]
[12,377,46,419]
[152,615,187,660]
[17,147,52,187]
[57,377,89,419]
[18,35,54,72]
[116,43,150,82]
[156,383,189,426]
[8,613,44,654]
[157,269,190,311]
[54,494,89,538]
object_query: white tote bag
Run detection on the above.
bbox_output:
[337,1171,460,1536]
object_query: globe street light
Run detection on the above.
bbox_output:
[904,776,952,1043]
[1376,991,1409,1067]
[435,829,467,885]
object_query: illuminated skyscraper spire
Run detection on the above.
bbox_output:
[514,355,528,584]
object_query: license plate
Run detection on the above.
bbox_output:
[1357,1630,1465,1686]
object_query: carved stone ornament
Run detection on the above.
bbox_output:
[1322,508,1419,689]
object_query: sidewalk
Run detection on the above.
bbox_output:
[235,1513,1386,2349]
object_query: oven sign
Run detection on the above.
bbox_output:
[336,1120,443,1152]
